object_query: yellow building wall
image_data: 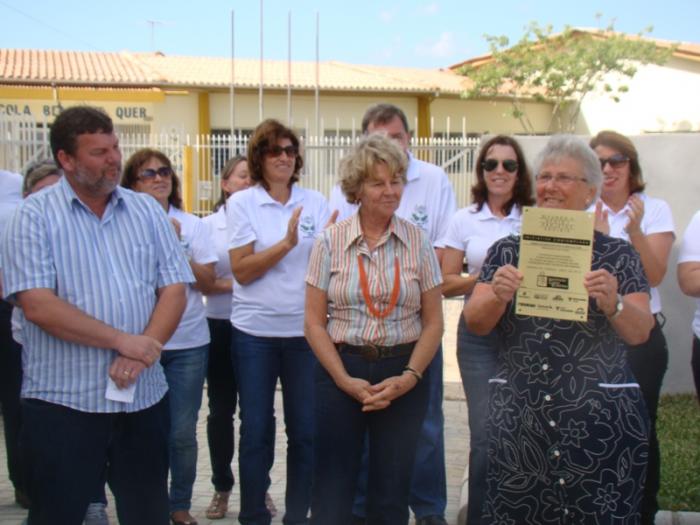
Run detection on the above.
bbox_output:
[207,91,554,137]
[208,91,421,135]
[429,97,555,135]
[151,92,200,136]
[1,85,554,138]
[0,86,164,126]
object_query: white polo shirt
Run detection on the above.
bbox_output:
[227,184,330,337]
[442,203,522,299]
[202,207,233,320]
[329,152,456,246]
[0,170,22,242]
[679,210,700,339]
[166,206,217,349]
[0,171,23,342]
[589,193,675,314]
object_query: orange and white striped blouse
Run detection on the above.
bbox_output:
[306,213,442,346]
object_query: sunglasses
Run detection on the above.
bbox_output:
[599,154,629,169]
[265,145,298,158]
[139,166,174,179]
[482,158,518,173]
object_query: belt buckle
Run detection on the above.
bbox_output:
[360,343,379,362]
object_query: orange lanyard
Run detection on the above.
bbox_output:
[357,254,401,319]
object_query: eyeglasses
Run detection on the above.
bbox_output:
[599,154,629,170]
[265,145,298,158]
[536,173,589,185]
[482,159,518,173]
[139,166,174,180]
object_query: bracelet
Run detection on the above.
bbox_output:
[403,366,423,382]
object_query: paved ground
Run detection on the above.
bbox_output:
[1,300,698,524]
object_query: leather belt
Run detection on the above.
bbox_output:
[335,341,416,362]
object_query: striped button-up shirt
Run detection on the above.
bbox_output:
[306,213,442,346]
[1,177,193,413]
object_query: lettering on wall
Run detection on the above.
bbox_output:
[115,106,149,120]
[0,102,152,121]
[0,104,33,116]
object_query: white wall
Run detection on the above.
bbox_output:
[578,57,700,135]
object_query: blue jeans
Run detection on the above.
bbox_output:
[232,327,314,525]
[627,317,668,525]
[353,346,446,519]
[311,353,429,525]
[0,300,23,494]
[456,315,499,525]
[160,345,209,513]
[693,335,700,401]
[21,396,170,525]
[206,318,237,492]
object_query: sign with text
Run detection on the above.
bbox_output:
[516,207,594,322]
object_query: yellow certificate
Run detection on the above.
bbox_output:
[516,207,594,321]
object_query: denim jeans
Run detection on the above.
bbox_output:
[693,335,700,401]
[206,318,237,493]
[456,315,500,525]
[160,345,209,513]
[353,346,446,519]
[0,300,23,493]
[21,396,170,525]
[312,353,429,525]
[232,327,314,525]
[627,317,668,525]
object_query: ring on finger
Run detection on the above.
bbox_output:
[123,369,131,376]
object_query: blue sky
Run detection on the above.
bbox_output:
[1,0,698,69]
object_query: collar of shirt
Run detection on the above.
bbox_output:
[58,176,125,219]
[473,202,522,222]
[343,213,410,252]
[251,183,304,208]
[405,152,421,183]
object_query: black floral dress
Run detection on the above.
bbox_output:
[479,232,650,525]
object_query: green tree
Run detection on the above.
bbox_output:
[459,21,674,133]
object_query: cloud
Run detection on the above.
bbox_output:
[420,3,439,15]
[415,32,455,58]
[378,8,398,23]
[379,35,403,61]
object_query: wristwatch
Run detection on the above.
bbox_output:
[608,293,624,320]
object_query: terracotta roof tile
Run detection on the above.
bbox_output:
[0,49,158,85]
[0,48,469,94]
[447,29,700,70]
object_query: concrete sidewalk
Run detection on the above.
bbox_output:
[0,382,469,525]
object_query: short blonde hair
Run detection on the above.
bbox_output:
[339,133,408,204]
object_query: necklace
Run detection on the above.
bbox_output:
[357,255,401,319]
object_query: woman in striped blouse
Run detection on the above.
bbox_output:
[304,133,444,525]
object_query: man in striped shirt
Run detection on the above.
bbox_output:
[1,106,193,525]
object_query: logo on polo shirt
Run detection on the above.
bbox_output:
[410,205,429,230]
[299,215,317,238]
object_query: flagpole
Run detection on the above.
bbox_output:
[258,0,264,121]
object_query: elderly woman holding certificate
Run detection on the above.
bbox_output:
[304,133,443,524]
[465,135,654,524]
